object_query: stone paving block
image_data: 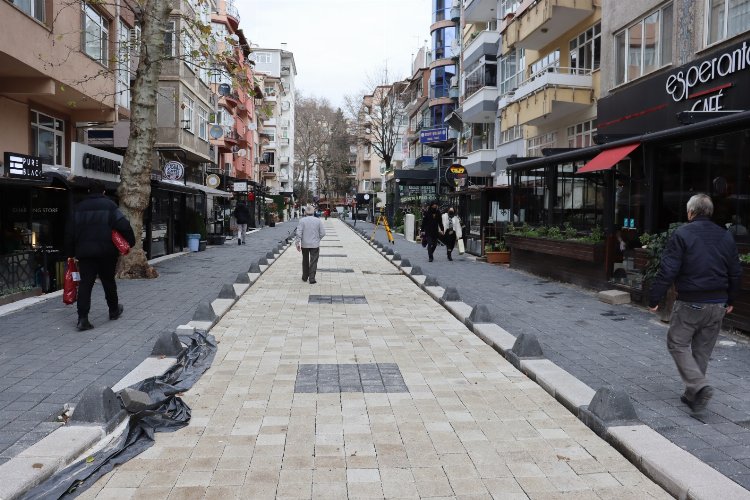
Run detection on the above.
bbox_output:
[472,323,516,353]
[520,359,596,414]
[598,289,631,305]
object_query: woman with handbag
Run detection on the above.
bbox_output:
[441,207,463,261]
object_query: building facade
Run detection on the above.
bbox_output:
[250,46,297,200]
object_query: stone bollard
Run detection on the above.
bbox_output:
[151,331,183,356]
[579,386,640,437]
[506,332,544,369]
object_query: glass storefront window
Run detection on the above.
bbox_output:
[655,129,750,243]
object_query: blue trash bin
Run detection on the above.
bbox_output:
[186,233,200,252]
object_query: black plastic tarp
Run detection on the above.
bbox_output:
[25,331,217,499]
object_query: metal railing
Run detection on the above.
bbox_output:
[226,0,240,21]
[0,251,36,296]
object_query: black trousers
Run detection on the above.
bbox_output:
[77,256,119,318]
[426,234,439,259]
[302,247,320,281]
[444,230,457,253]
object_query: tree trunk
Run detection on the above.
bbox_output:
[116,0,172,279]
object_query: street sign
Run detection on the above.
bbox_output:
[419,127,448,144]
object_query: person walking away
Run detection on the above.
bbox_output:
[234,201,250,245]
[421,201,444,262]
[441,207,462,261]
[65,180,135,331]
[295,205,326,284]
[649,194,741,413]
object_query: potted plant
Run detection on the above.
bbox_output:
[639,223,683,321]
[485,239,510,264]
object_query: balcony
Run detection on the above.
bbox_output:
[280,156,290,164]
[262,166,277,178]
[225,0,240,26]
[263,117,277,127]
[502,0,595,51]
[464,149,496,176]
[463,86,499,123]
[464,0,497,23]
[464,30,500,68]
[264,93,278,103]
[500,66,593,130]
[280,138,290,146]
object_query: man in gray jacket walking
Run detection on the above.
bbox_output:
[296,205,326,284]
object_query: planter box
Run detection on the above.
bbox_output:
[505,235,605,262]
[207,234,225,245]
[486,251,510,264]
[198,240,207,251]
[633,247,650,270]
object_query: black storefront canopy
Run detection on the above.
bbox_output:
[508,109,750,173]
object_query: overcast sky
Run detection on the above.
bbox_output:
[241,0,432,109]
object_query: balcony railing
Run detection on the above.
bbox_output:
[464,63,498,99]
[226,0,240,22]
[509,65,593,103]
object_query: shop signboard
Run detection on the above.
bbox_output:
[233,181,248,192]
[4,152,43,179]
[163,161,184,181]
[420,127,448,144]
[597,39,750,139]
[206,174,221,189]
[71,142,123,182]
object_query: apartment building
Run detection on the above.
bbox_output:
[250,46,297,198]
[0,0,129,294]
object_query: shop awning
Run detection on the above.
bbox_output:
[577,143,641,173]
[185,182,230,197]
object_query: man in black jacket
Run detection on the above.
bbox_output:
[234,201,250,245]
[65,181,136,331]
[649,193,741,413]
[421,201,444,262]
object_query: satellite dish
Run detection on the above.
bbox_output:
[209,125,224,139]
[237,149,247,157]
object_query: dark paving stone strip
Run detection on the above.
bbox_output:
[294,363,408,393]
[319,254,347,257]
[316,269,355,273]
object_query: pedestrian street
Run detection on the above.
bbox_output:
[81,219,669,499]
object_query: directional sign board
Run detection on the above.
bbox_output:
[419,127,448,144]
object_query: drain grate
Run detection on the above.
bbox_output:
[317,268,354,273]
[294,363,408,393]
[309,295,367,304]
[320,253,347,257]
[321,245,344,248]
[362,270,402,275]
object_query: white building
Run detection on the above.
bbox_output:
[249,45,297,196]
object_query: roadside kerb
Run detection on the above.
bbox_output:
[0,238,290,500]
[342,220,750,500]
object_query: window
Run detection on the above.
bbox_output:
[527,132,556,157]
[529,50,560,77]
[264,86,276,96]
[567,120,596,148]
[12,0,44,22]
[182,33,195,70]
[182,95,194,133]
[82,3,109,66]
[614,3,673,85]
[31,111,64,166]
[198,107,208,140]
[164,21,176,56]
[708,0,750,45]
[570,23,601,74]
[254,52,272,63]
[281,127,289,138]
[501,125,523,144]
[499,48,525,94]
[262,129,275,142]
[117,20,131,109]
[500,0,520,17]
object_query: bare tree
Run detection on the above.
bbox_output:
[37,0,251,278]
[345,69,408,175]
[294,95,333,205]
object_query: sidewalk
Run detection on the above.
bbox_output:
[81,219,669,499]
[355,220,750,489]
[0,224,293,465]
